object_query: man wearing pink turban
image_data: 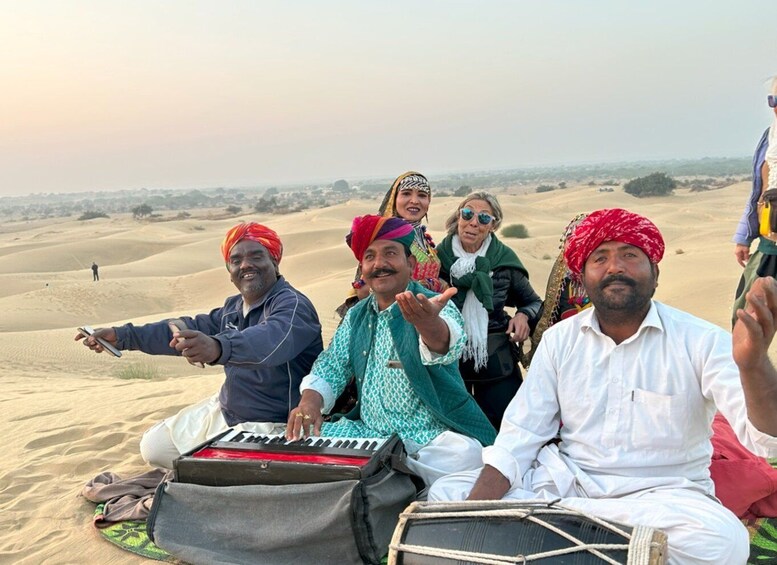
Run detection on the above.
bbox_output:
[78,222,323,469]
[431,208,777,564]
[286,215,496,488]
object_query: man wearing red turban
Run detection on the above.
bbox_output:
[78,222,323,470]
[563,208,665,280]
[286,215,496,488]
[431,208,777,564]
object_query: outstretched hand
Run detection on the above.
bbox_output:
[395,286,458,325]
[733,277,777,371]
[75,327,117,354]
[396,287,458,355]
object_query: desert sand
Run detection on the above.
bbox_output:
[0,183,757,564]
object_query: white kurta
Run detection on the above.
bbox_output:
[431,300,777,564]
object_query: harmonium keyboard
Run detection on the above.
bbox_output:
[174,428,403,487]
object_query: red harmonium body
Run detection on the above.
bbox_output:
[174,428,401,487]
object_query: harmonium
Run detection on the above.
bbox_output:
[174,428,403,487]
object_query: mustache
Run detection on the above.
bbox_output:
[599,274,636,289]
[367,268,398,279]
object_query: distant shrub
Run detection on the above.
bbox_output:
[536,185,556,193]
[175,211,191,219]
[225,205,242,215]
[132,203,153,218]
[114,362,160,380]
[675,248,685,255]
[78,210,109,220]
[502,224,530,239]
[192,225,205,231]
[623,172,676,198]
[332,179,350,193]
[454,185,471,197]
[542,253,552,260]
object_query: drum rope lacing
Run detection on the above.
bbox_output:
[388,500,660,565]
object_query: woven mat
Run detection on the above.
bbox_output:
[747,517,777,564]
[93,503,173,562]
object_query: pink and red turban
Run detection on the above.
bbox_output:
[346,215,415,262]
[563,208,664,278]
[220,222,283,266]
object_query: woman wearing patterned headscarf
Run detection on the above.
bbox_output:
[524,213,591,368]
[336,171,446,317]
[437,191,542,430]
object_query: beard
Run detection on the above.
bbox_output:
[586,273,656,314]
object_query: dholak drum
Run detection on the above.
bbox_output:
[388,500,667,565]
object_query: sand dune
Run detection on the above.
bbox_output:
[0,183,754,563]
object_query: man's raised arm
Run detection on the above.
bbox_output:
[733,276,777,436]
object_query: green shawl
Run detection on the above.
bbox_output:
[437,233,527,312]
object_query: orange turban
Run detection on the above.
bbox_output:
[563,208,664,279]
[220,222,283,266]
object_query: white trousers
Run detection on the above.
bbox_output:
[429,449,749,565]
[404,431,484,489]
[139,393,285,469]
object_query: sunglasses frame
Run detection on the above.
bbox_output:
[769,95,777,109]
[459,207,495,226]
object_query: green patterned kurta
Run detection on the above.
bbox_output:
[310,294,466,445]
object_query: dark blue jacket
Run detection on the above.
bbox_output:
[114,276,323,425]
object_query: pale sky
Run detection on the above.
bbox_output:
[1,1,776,196]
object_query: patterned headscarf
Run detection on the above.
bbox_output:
[220,222,283,267]
[378,171,431,218]
[563,208,664,279]
[346,215,415,262]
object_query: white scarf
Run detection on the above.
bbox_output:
[767,120,777,189]
[450,234,492,371]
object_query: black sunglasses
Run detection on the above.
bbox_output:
[769,95,777,109]
[460,207,495,225]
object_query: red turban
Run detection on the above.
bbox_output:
[346,215,415,262]
[563,208,664,278]
[220,222,283,266]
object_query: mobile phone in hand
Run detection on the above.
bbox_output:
[78,326,122,358]
[168,320,205,368]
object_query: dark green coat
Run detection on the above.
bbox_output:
[340,280,496,446]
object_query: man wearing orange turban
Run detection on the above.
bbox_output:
[78,222,323,470]
[431,208,777,564]
[221,222,283,265]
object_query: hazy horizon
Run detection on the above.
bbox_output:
[2,1,776,197]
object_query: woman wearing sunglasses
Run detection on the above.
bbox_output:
[336,171,447,318]
[732,77,777,327]
[436,192,542,429]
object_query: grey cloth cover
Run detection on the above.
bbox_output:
[147,466,418,565]
[82,468,171,526]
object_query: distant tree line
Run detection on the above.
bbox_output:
[623,172,676,198]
